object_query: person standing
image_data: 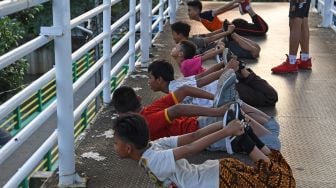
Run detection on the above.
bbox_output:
[271,0,312,73]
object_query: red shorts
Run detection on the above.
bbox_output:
[141,93,199,140]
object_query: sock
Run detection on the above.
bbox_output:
[288,55,297,65]
[237,132,256,154]
[245,126,265,149]
[301,53,309,61]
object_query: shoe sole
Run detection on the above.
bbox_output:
[216,48,229,64]
[213,69,237,108]
[298,66,312,70]
[271,69,298,74]
[223,103,240,154]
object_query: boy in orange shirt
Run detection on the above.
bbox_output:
[187,0,268,36]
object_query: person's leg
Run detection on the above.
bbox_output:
[300,17,309,54]
[232,6,268,36]
[238,68,278,106]
[241,103,270,124]
[298,16,312,69]
[289,18,302,57]
[196,59,239,87]
[230,32,260,58]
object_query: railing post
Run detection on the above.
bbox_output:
[45,150,52,171]
[149,0,153,41]
[129,0,136,72]
[102,0,112,103]
[82,108,88,129]
[159,0,164,32]
[140,0,151,67]
[169,0,177,24]
[73,62,78,81]
[15,107,22,130]
[319,0,333,27]
[52,0,79,186]
[85,53,90,70]
[311,0,317,10]
[37,90,43,112]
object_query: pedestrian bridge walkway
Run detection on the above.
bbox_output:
[43,2,336,187]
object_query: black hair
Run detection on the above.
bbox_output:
[187,0,202,12]
[179,40,197,59]
[111,86,141,113]
[171,21,191,38]
[113,113,149,150]
[148,60,174,82]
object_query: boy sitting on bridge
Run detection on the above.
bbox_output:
[112,112,295,187]
[171,21,261,59]
[171,40,278,107]
[112,68,281,151]
[147,59,281,150]
[187,0,268,36]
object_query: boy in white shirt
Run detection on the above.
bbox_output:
[112,108,295,187]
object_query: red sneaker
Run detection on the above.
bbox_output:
[239,0,250,15]
[297,58,312,70]
[271,56,298,73]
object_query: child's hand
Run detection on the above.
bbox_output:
[226,59,239,71]
[227,24,235,34]
[227,120,244,136]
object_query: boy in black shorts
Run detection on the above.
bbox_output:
[271,0,312,73]
[171,21,261,59]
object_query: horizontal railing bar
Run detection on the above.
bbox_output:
[72,32,108,63]
[110,51,130,77]
[0,69,55,120]
[110,13,130,33]
[0,36,52,70]
[151,17,161,31]
[0,0,49,17]
[111,0,121,6]
[0,101,56,165]
[111,32,131,56]
[74,81,107,121]
[73,56,107,93]
[70,4,109,29]
[152,2,162,15]
[4,130,57,188]
[110,4,140,33]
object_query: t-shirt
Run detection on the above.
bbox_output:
[169,76,217,107]
[180,56,205,77]
[140,93,199,140]
[200,10,223,32]
[140,136,220,188]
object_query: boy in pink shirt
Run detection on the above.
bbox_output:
[171,40,225,77]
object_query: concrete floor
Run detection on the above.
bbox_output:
[44,2,336,188]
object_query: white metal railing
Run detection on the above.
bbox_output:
[0,0,178,187]
[312,0,336,31]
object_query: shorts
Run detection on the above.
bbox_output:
[198,117,281,151]
[188,37,207,54]
[289,0,311,18]
[225,40,254,59]
[259,117,281,150]
[169,77,217,107]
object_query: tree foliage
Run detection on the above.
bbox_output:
[0,6,42,102]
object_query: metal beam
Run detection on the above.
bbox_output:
[0,0,49,17]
